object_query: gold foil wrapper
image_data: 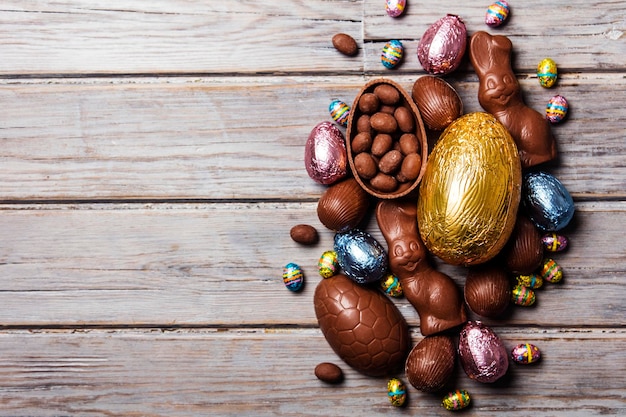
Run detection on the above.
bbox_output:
[417,112,521,266]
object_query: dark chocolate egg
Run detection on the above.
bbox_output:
[304,121,348,185]
[314,274,410,377]
[417,15,467,75]
[405,335,456,393]
[317,178,369,232]
[458,321,509,383]
[334,229,388,284]
[465,264,511,318]
[501,214,544,274]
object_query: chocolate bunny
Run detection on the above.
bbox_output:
[469,31,557,169]
[376,200,466,336]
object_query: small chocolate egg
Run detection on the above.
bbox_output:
[334,229,388,284]
[318,250,340,278]
[442,389,471,411]
[501,214,544,275]
[304,121,348,185]
[516,273,544,289]
[329,99,351,127]
[314,362,344,383]
[417,15,467,75]
[380,273,403,297]
[511,343,542,364]
[485,1,510,27]
[523,171,575,232]
[387,378,407,407]
[464,264,511,318]
[546,95,569,123]
[542,233,569,252]
[512,284,536,306]
[540,257,563,283]
[381,40,404,69]
[282,262,304,291]
[458,321,509,383]
[537,58,558,88]
[385,0,406,18]
[406,335,456,392]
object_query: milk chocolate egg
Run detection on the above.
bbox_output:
[501,214,544,275]
[304,121,348,185]
[334,229,388,284]
[417,112,522,266]
[458,321,509,383]
[465,264,511,318]
[317,178,369,232]
[411,75,463,131]
[417,15,467,75]
[523,171,575,232]
[405,335,456,393]
[314,274,410,377]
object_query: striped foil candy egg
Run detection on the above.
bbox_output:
[380,273,403,297]
[512,284,536,306]
[282,262,304,291]
[387,377,407,407]
[329,99,351,127]
[318,250,340,279]
[442,389,471,411]
[516,273,544,289]
[542,233,569,252]
[511,343,542,364]
[485,1,510,27]
[537,58,558,88]
[540,257,563,283]
[385,0,406,18]
[381,40,404,69]
[546,95,569,123]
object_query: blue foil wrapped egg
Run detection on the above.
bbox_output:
[329,99,351,127]
[523,171,575,232]
[537,58,558,88]
[442,389,471,411]
[381,40,404,69]
[282,262,304,291]
[540,257,563,283]
[334,229,388,284]
[318,250,340,278]
[380,273,403,297]
[385,0,406,18]
[387,378,407,407]
[542,233,569,252]
[512,284,536,306]
[485,1,510,27]
[546,95,569,123]
[511,343,542,364]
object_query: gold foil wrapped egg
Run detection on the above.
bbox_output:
[417,112,522,266]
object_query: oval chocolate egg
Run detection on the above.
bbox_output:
[314,362,344,383]
[317,178,369,232]
[523,171,575,232]
[511,343,541,364]
[458,321,509,383]
[501,214,544,275]
[465,264,511,318]
[405,335,456,393]
[314,274,410,377]
[304,121,347,185]
[417,112,522,266]
[417,15,467,75]
[334,229,388,284]
[411,75,463,131]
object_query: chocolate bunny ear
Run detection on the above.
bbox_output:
[376,200,419,243]
[469,31,513,76]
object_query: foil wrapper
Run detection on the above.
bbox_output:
[417,15,467,75]
[523,171,575,231]
[334,229,388,284]
[458,321,509,383]
[304,121,347,185]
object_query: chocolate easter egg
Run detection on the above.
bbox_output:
[523,171,575,231]
[465,264,511,318]
[405,335,456,393]
[501,214,544,274]
[317,178,369,232]
[417,112,522,266]
[304,121,348,185]
[334,229,388,284]
[417,15,467,75]
[458,321,509,383]
[411,75,463,131]
[314,274,410,377]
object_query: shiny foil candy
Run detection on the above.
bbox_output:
[334,229,388,284]
[387,378,407,407]
[380,273,403,297]
[485,1,510,27]
[442,390,471,411]
[304,121,348,185]
[385,0,406,18]
[512,284,536,306]
[282,262,304,292]
[318,250,340,278]
[516,273,544,289]
[542,233,569,252]
[329,99,351,127]
[540,258,563,283]
[546,95,569,123]
[417,112,522,266]
[523,171,575,232]
[459,321,509,383]
[537,58,558,88]
[417,15,467,75]
[381,40,404,69]
[511,343,542,364]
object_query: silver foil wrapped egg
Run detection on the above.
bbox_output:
[523,171,575,231]
[334,229,388,284]
[458,321,509,383]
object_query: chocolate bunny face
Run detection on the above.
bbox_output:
[389,237,424,275]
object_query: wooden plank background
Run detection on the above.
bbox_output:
[0,0,624,415]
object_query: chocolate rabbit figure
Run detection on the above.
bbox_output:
[469,31,557,169]
[376,200,466,336]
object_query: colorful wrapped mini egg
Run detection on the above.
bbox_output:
[485,1,510,27]
[387,377,407,407]
[442,389,471,411]
[537,58,558,88]
[542,233,569,252]
[381,40,404,69]
[540,257,563,283]
[380,273,403,297]
[546,95,569,123]
[385,0,406,18]
[318,250,340,278]
[512,284,536,306]
[516,273,544,289]
[329,99,351,127]
[282,262,304,291]
[511,343,542,364]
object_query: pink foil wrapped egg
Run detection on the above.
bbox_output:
[385,0,406,18]
[304,121,348,185]
[417,15,467,75]
[458,321,509,383]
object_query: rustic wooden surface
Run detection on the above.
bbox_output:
[0,1,624,415]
